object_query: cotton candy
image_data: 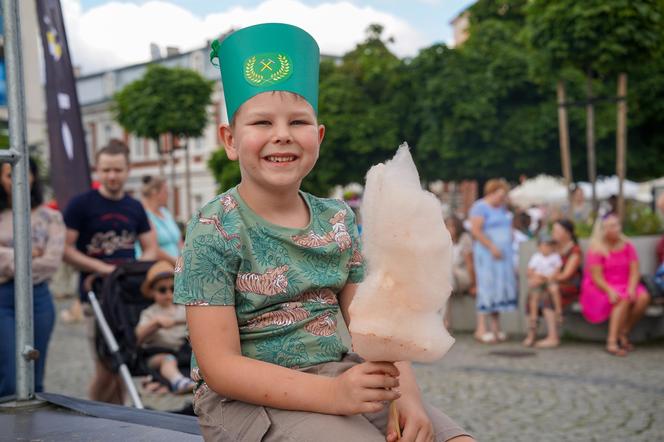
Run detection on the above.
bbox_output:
[348,143,454,362]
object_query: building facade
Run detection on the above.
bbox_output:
[0,0,46,152]
[76,46,226,222]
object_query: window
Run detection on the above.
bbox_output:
[104,124,112,144]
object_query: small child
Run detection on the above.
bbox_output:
[135,260,194,394]
[523,237,563,347]
[175,23,472,441]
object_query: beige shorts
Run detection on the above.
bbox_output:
[193,353,470,442]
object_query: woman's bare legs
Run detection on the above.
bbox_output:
[490,312,506,341]
[474,313,495,343]
[607,299,629,356]
[619,293,651,350]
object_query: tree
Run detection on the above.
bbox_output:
[114,64,214,144]
[527,0,664,215]
[408,0,566,184]
[208,148,241,193]
[114,64,214,216]
[304,24,412,195]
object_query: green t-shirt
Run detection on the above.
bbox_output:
[174,186,364,387]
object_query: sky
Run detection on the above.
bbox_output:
[64,0,475,74]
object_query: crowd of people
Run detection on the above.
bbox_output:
[0,144,661,405]
[0,140,196,401]
[1,149,662,401]
[446,178,662,356]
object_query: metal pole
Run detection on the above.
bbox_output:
[3,0,36,401]
[170,143,176,216]
[88,292,144,409]
[184,140,192,220]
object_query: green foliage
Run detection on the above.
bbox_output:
[208,148,241,193]
[113,65,214,141]
[623,203,663,236]
[408,3,563,182]
[205,5,664,196]
[526,0,664,180]
[575,203,662,238]
[527,0,664,76]
[304,24,412,195]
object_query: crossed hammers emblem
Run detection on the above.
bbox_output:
[259,58,275,72]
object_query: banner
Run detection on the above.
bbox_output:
[36,0,91,209]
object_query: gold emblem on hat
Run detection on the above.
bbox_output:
[244,53,292,86]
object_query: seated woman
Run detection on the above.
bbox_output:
[523,219,582,348]
[444,216,475,328]
[135,260,194,393]
[580,214,651,356]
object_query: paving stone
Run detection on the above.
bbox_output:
[45,299,664,440]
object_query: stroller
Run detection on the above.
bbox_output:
[87,261,192,412]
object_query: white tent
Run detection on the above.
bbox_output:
[509,175,567,208]
[509,175,654,209]
[578,176,650,203]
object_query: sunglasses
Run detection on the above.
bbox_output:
[155,285,174,294]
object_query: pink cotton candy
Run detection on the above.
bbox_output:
[348,143,455,363]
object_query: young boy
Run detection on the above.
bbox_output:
[136,260,194,394]
[175,23,472,441]
[523,237,563,347]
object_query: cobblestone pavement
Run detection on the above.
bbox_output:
[45,299,664,441]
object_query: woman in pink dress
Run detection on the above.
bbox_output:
[580,213,651,356]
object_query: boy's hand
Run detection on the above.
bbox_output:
[331,362,401,416]
[386,395,434,442]
[156,316,176,328]
[527,276,541,288]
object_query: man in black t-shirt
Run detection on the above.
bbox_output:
[64,139,158,404]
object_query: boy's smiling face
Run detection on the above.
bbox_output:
[220,91,325,193]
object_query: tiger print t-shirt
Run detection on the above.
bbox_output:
[174,186,364,392]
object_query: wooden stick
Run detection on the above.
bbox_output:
[390,400,402,439]
[556,80,573,217]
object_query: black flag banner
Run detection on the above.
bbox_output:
[36,0,91,209]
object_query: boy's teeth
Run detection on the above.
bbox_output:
[267,156,295,163]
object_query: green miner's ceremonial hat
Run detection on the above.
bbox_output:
[210,23,320,122]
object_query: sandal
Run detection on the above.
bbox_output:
[474,332,496,344]
[172,377,195,394]
[522,334,535,347]
[618,335,635,352]
[555,311,564,325]
[535,338,560,349]
[522,320,537,347]
[141,376,169,394]
[605,343,627,357]
[495,331,508,342]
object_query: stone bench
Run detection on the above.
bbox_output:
[447,235,663,342]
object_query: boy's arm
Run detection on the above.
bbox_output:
[338,282,358,326]
[187,304,399,415]
[135,312,166,344]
